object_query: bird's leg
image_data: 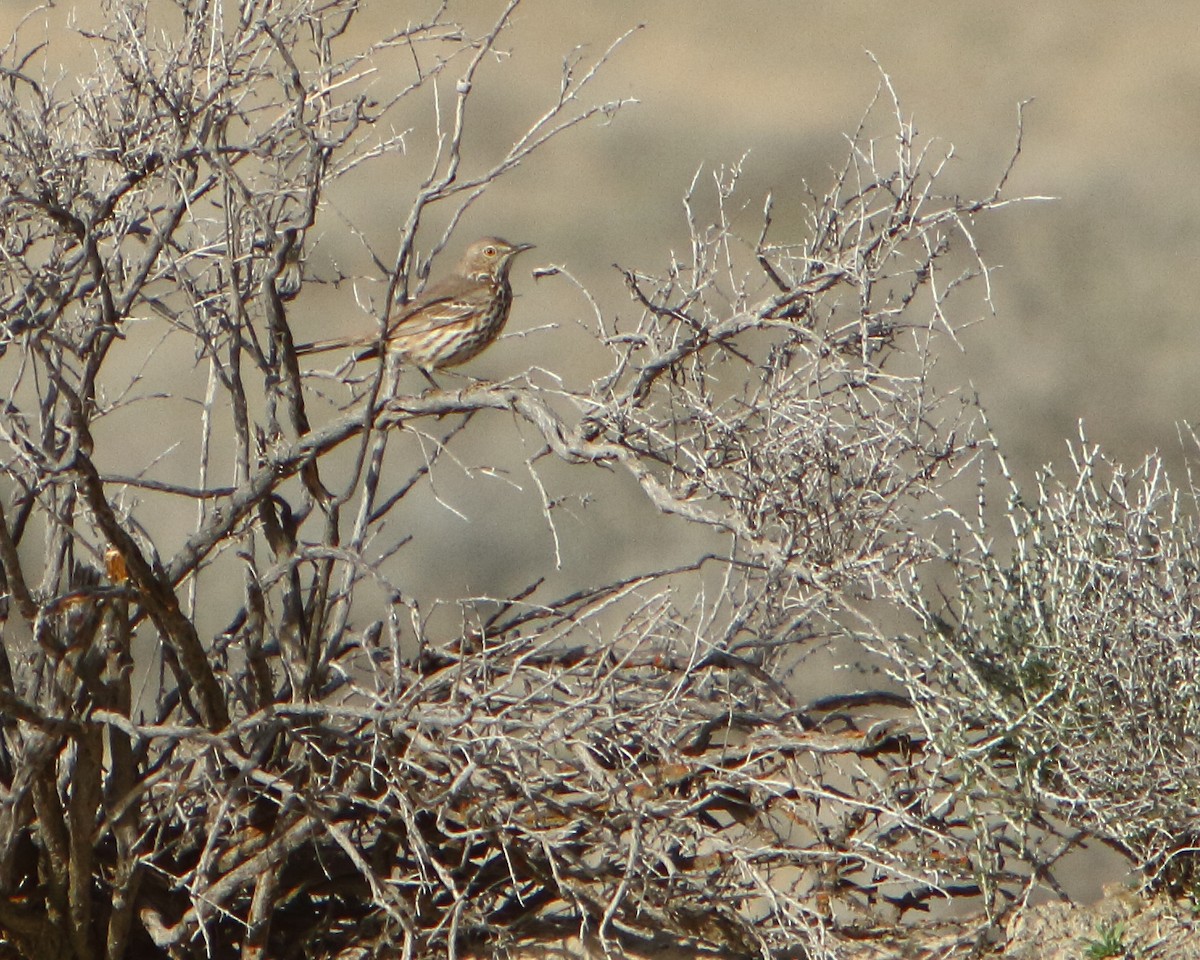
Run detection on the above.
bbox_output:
[418,366,441,391]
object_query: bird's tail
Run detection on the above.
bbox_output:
[293,336,382,361]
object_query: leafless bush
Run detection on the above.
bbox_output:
[3,2,1182,960]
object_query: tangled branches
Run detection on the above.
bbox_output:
[0,3,1156,960]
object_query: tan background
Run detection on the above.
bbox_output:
[439,1,1200,482]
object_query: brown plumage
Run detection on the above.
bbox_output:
[295,236,534,375]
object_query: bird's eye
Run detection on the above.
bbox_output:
[483,246,497,258]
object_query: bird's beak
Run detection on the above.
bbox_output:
[513,242,536,254]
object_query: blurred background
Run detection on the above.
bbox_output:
[415,0,1200,483]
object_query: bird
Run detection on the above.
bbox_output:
[294,236,534,381]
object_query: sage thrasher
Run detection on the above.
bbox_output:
[296,236,534,380]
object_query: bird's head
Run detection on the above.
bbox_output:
[460,236,535,282]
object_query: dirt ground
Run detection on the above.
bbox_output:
[999,887,1199,960]
[495,885,1200,960]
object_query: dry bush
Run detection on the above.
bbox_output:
[2,2,1188,960]
[899,432,1200,898]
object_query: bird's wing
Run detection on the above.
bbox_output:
[296,280,480,359]
[385,289,478,337]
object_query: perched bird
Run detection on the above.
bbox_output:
[295,236,534,379]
